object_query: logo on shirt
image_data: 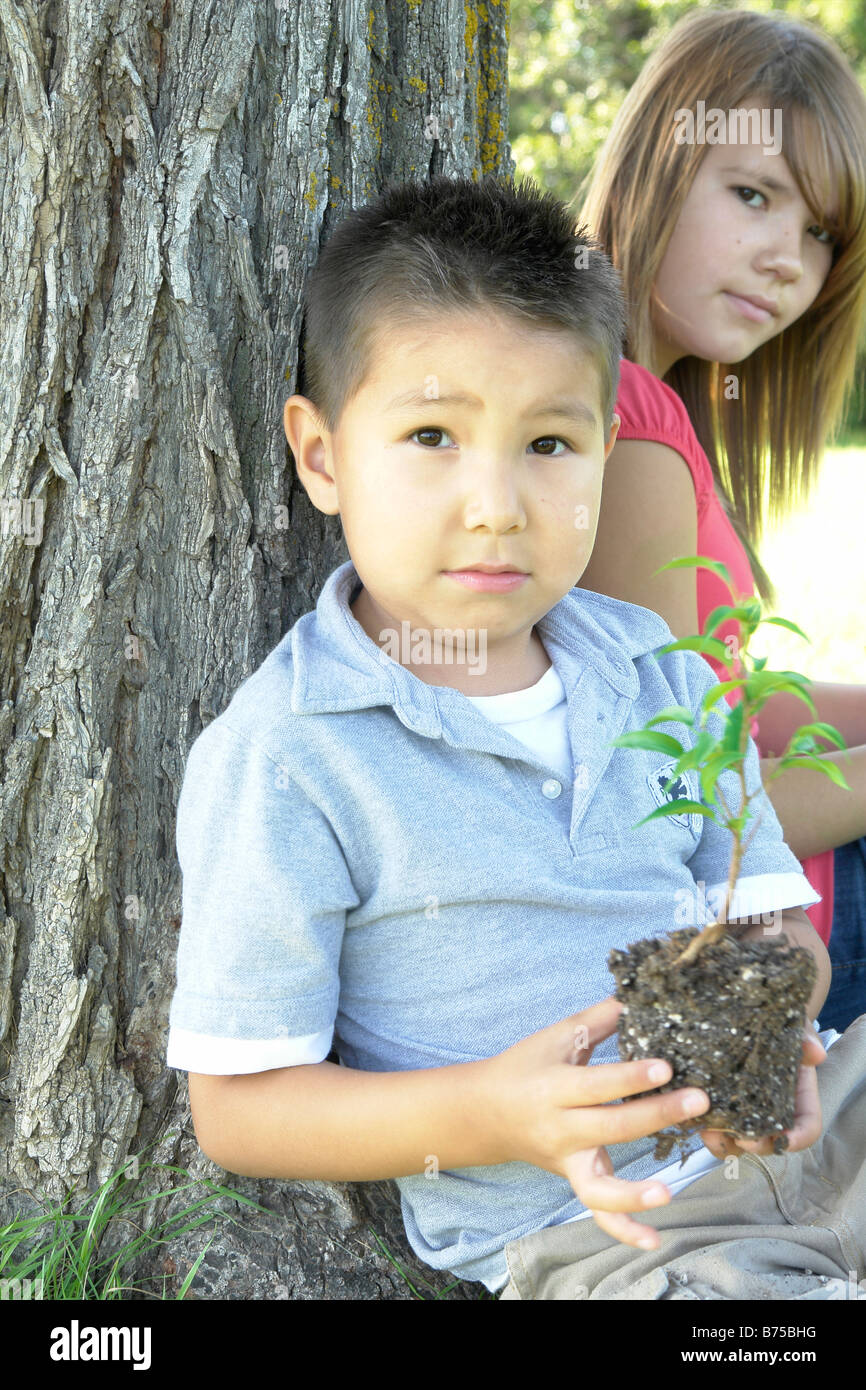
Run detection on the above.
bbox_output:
[647,761,701,835]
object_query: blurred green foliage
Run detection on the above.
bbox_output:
[507,0,866,429]
[508,0,866,209]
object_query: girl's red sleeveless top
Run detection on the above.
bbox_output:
[613,356,833,945]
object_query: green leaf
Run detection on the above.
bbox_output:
[699,679,745,714]
[761,616,811,643]
[702,604,736,639]
[610,730,685,756]
[698,749,743,802]
[643,705,696,729]
[721,701,745,754]
[651,555,734,594]
[751,655,768,672]
[784,721,847,752]
[632,799,718,830]
[764,668,812,683]
[656,636,736,668]
[743,692,818,722]
[705,599,762,631]
[668,730,717,773]
[742,671,817,715]
[745,667,812,688]
[789,738,820,755]
[768,684,818,717]
[776,755,851,790]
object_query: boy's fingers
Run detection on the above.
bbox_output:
[564,1148,668,1249]
[784,1113,823,1151]
[699,1129,733,1159]
[560,996,623,1057]
[590,1205,663,1251]
[571,1085,711,1148]
[802,1029,827,1065]
[553,1056,677,1106]
[784,1063,823,1150]
[707,1064,823,1156]
[727,1134,774,1154]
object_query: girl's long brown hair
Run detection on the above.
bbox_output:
[578,6,866,606]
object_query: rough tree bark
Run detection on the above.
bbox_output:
[0,0,513,1299]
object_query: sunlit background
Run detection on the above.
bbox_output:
[508,0,866,685]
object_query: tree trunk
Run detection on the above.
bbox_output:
[0,0,513,1300]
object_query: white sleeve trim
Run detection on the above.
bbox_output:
[702,871,821,921]
[165,1025,334,1074]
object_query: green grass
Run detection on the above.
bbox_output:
[0,1137,274,1300]
[366,1228,496,1299]
[748,442,866,684]
[0,1135,493,1300]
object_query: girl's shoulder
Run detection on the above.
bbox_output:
[615,356,698,447]
[614,357,715,499]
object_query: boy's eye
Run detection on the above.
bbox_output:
[407,428,571,455]
[409,428,454,448]
[530,436,569,455]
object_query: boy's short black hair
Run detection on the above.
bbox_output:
[297,174,626,437]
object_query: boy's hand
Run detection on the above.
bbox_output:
[480,995,711,1251]
[699,1017,827,1160]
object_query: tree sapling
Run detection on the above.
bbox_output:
[607,557,851,1161]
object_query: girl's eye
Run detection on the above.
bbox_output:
[808,224,834,246]
[734,185,766,209]
[407,429,570,455]
[735,187,836,247]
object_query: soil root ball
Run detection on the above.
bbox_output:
[608,927,817,1163]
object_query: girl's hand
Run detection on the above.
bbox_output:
[699,1019,827,1159]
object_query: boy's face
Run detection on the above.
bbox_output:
[284,309,620,693]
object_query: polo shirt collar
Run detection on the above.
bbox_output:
[289,559,671,736]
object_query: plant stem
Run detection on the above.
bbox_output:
[673,829,743,965]
[673,686,752,967]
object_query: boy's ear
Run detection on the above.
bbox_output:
[283,395,340,517]
[603,412,621,462]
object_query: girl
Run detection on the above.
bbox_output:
[576,6,866,1032]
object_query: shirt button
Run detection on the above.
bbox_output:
[542,779,562,799]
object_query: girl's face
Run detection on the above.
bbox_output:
[650,109,837,376]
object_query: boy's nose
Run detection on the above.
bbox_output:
[462,501,526,534]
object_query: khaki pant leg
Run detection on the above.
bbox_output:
[500,1015,866,1301]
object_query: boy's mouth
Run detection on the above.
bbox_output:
[451,562,526,574]
[443,569,529,593]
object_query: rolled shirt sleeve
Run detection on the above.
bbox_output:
[166,717,360,1075]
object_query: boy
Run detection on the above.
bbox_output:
[166,175,864,1300]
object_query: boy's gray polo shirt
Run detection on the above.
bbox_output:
[167,558,820,1290]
